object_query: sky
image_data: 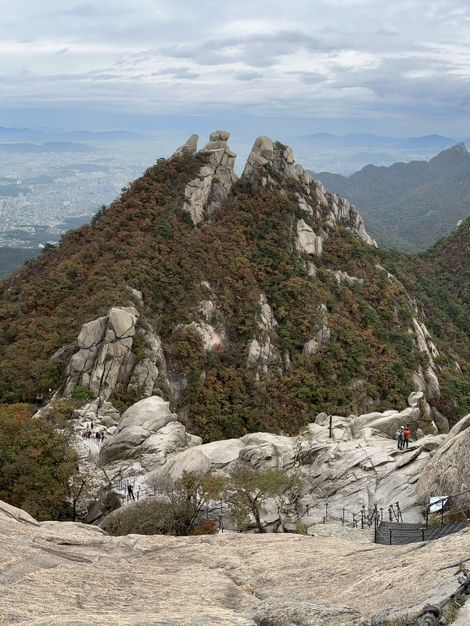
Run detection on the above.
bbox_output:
[2,0,470,139]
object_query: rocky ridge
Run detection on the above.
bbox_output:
[54,131,453,434]
[66,390,468,531]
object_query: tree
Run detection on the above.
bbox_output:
[224,466,300,533]
[163,470,226,536]
[103,470,226,536]
[0,404,81,520]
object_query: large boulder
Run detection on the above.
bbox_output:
[100,396,201,470]
[350,406,420,439]
[148,438,245,484]
[0,500,39,526]
[64,306,140,399]
[417,413,470,506]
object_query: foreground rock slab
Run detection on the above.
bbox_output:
[1,501,470,625]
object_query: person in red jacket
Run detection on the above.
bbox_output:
[403,426,411,449]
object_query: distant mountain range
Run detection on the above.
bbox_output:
[314,143,470,251]
[0,142,94,154]
[0,127,142,142]
[295,132,461,150]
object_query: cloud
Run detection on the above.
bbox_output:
[1,0,470,135]
[234,70,262,81]
[155,67,200,80]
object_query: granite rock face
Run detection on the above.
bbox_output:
[172,133,199,157]
[64,306,140,400]
[247,293,281,379]
[253,598,367,626]
[100,396,201,471]
[302,304,330,357]
[181,130,237,224]
[138,400,435,525]
[63,305,167,403]
[417,413,470,506]
[2,501,470,625]
[243,136,377,249]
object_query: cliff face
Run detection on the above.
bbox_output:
[0,131,468,439]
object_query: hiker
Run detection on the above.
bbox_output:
[403,425,411,449]
[395,427,405,450]
[127,483,135,501]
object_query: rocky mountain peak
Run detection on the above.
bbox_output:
[451,141,468,154]
[1,128,469,450]
[172,133,199,157]
[176,130,237,224]
[429,141,470,167]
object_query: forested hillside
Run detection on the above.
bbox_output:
[0,133,468,441]
[315,144,470,251]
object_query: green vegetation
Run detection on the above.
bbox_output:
[102,470,225,536]
[316,144,470,251]
[102,467,299,536]
[0,404,81,520]
[224,466,301,532]
[380,218,470,420]
[0,151,468,441]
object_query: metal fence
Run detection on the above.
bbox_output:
[375,519,470,545]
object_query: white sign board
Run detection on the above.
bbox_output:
[429,496,448,512]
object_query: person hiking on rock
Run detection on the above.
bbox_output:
[127,483,135,501]
[395,426,405,450]
[403,425,411,449]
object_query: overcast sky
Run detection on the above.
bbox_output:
[2,0,470,138]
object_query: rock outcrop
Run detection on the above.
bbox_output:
[100,396,201,472]
[2,499,470,625]
[92,396,436,526]
[64,306,140,400]
[247,293,281,378]
[63,304,168,402]
[180,130,237,224]
[172,133,199,157]
[417,413,470,506]
[302,304,330,357]
[243,136,377,249]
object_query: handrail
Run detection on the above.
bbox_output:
[414,569,470,625]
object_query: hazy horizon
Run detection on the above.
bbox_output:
[2,0,470,140]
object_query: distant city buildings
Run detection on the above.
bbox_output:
[0,140,158,248]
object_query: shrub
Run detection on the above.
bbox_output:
[103,471,225,536]
[0,404,80,520]
[224,466,301,533]
[72,386,95,402]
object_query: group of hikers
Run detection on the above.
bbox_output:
[81,428,105,443]
[395,425,412,450]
